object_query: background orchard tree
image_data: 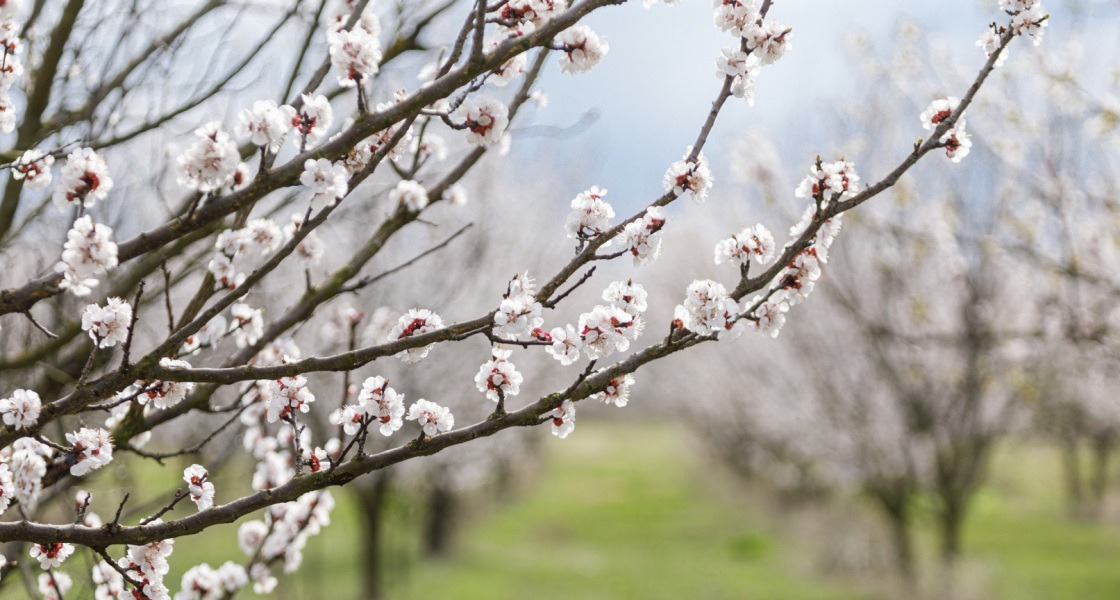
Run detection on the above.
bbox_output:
[0,0,1051,598]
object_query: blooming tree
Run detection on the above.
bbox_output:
[0,0,1049,597]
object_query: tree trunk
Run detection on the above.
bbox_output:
[939,498,963,566]
[423,478,457,558]
[355,471,393,600]
[878,494,915,583]
[1061,434,1085,519]
[1091,435,1113,517]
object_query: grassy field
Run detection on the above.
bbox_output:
[34,422,1120,599]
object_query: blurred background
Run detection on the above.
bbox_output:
[3,0,1120,598]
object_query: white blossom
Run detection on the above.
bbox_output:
[12,148,54,189]
[452,95,509,146]
[81,297,132,348]
[407,399,454,436]
[556,25,609,74]
[475,347,523,402]
[66,427,113,476]
[183,464,215,511]
[389,179,429,212]
[548,400,576,438]
[56,215,118,296]
[235,100,292,152]
[300,158,348,210]
[388,308,444,363]
[623,206,667,266]
[176,122,240,193]
[676,279,742,340]
[565,186,614,241]
[663,148,712,201]
[715,224,774,267]
[328,26,381,87]
[0,389,41,430]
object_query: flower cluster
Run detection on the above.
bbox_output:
[330,375,406,437]
[623,207,667,266]
[137,357,196,410]
[118,536,175,599]
[266,376,316,423]
[556,25,610,74]
[236,99,293,152]
[389,308,445,363]
[184,464,215,511]
[675,279,742,339]
[177,561,248,599]
[714,224,775,268]
[81,296,132,348]
[0,16,22,133]
[55,215,118,296]
[176,121,242,193]
[328,24,382,87]
[565,185,614,243]
[547,281,648,365]
[452,95,509,146]
[237,492,334,593]
[794,159,862,206]
[12,148,54,189]
[549,400,576,438]
[407,399,455,436]
[591,373,635,407]
[389,179,429,212]
[30,542,74,569]
[301,158,349,210]
[921,97,972,162]
[66,427,114,476]
[494,272,544,338]
[475,347,523,403]
[0,388,41,430]
[663,148,713,202]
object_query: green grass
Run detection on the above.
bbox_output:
[959,442,1120,600]
[387,423,868,600]
[28,424,1120,599]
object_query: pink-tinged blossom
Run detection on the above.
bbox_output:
[285,212,324,265]
[0,463,13,514]
[498,0,567,30]
[388,308,444,363]
[56,215,118,296]
[81,296,132,348]
[977,25,1009,68]
[941,118,973,163]
[794,160,861,205]
[389,179,429,212]
[443,183,468,206]
[603,279,648,316]
[547,324,583,365]
[677,279,743,340]
[487,37,528,86]
[92,560,126,598]
[494,272,543,337]
[744,19,792,65]
[407,399,454,436]
[0,388,41,430]
[624,206,667,266]
[452,95,509,146]
[1008,3,1048,45]
[592,373,634,407]
[12,148,54,189]
[475,347,523,402]
[66,427,113,476]
[663,148,712,202]
[235,99,292,151]
[578,304,638,359]
[37,572,71,600]
[266,376,315,423]
[715,224,774,267]
[176,122,240,193]
[229,303,264,348]
[52,147,112,211]
[328,26,381,87]
[301,158,349,210]
[183,464,215,511]
[119,535,174,599]
[713,0,759,37]
[751,296,788,337]
[549,400,576,438]
[556,25,609,73]
[0,92,16,133]
[920,96,961,131]
[290,94,333,147]
[565,185,614,242]
[140,358,195,410]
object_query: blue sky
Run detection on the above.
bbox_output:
[513,0,1118,205]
